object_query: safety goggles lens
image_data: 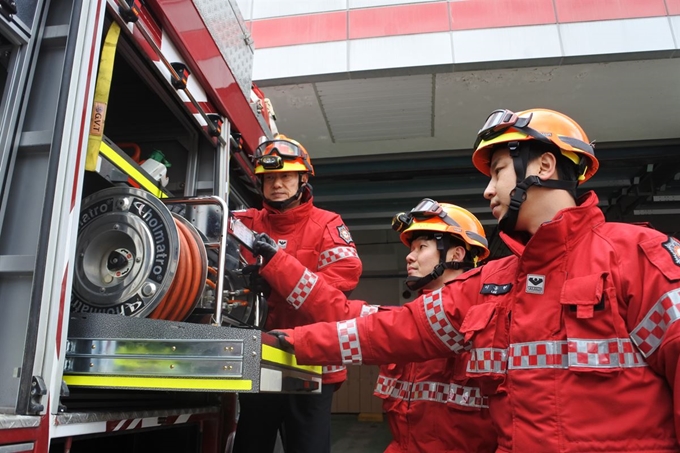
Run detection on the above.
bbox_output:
[255,140,303,159]
[391,199,462,232]
[410,198,442,217]
[478,109,518,140]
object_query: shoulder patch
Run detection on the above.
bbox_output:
[336,224,354,245]
[662,236,680,266]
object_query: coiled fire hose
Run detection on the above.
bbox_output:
[148,217,204,322]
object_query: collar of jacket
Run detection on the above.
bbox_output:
[262,197,314,232]
[500,191,604,261]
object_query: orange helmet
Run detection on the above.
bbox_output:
[472,108,598,183]
[253,134,314,175]
[394,199,489,262]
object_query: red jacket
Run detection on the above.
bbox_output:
[283,192,680,452]
[234,199,361,384]
[262,254,497,452]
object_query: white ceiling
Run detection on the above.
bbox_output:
[261,58,680,160]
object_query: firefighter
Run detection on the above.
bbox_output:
[231,134,362,453]
[260,109,680,452]
[254,200,497,452]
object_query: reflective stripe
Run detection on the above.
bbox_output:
[631,288,680,357]
[360,305,379,317]
[323,365,346,375]
[448,382,488,408]
[286,269,318,309]
[337,319,362,364]
[412,381,449,404]
[374,375,488,408]
[468,348,508,374]
[468,339,647,375]
[422,289,468,353]
[318,246,359,269]
[374,375,410,400]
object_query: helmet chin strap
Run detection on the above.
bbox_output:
[404,233,474,291]
[404,261,472,291]
[499,142,578,234]
[263,175,312,211]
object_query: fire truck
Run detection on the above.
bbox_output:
[0,1,320,451]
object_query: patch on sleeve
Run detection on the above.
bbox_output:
[662,236,680,266]
[336,224,354,245]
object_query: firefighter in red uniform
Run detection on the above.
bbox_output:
[231,134,362,453]
[256,201,498,452]
[260,109,680,452]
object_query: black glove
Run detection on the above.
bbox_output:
[241,264,272,299]
[269,330,294,353]
[252,232,279,263]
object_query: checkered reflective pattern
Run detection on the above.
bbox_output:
[422,289,467,353]
[448,382,489,408]
[412,381,450,404]
[374,375,410,400]
[374,375,488,408]
[337,319,362,364]
[509,341,568,369]
[323,365,346,375]
[469,339,648,374]
[360,305,379,317]
[565,338,646,368]
[318,246,359,269]
[468,347,508,374]
[286,269,318,309]
[631,288,680,357]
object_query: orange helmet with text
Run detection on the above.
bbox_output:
[253,134,314,175]
[472,108,598,183]
[395,200,490,262]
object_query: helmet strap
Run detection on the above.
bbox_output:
[405,234,472,291]
[499,142,579,234]
[263,174,312,211]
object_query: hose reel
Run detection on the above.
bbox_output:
[71,187,262,326]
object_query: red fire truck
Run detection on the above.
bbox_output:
[0,1,320,451]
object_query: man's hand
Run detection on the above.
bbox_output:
[269,329,295,353]
[252,232,279,263]
[240,264,272,299]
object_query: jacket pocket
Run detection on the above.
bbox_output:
[459,303,508,393]
[559,272,631,375]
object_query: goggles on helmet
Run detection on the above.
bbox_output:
[391,198,461,233]
[254,139,310,171]
[473,109,595,160]
[473,109,536,150]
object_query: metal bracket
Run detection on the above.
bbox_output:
[0,0,17,21]
[58,380,70,413]
[28,376,47,414]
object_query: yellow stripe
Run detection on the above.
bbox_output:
[261,344,322,375]
[63,374,253,391]
[99,142,167,198]
[85,23,121,171]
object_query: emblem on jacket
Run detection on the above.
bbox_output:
[526,274,545,294]
[662,236,680,266]
[277,239,287,249]
[337,225,354,244]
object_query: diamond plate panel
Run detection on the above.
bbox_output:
[193,0,254,99]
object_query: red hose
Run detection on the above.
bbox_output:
[149,218,204,321]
